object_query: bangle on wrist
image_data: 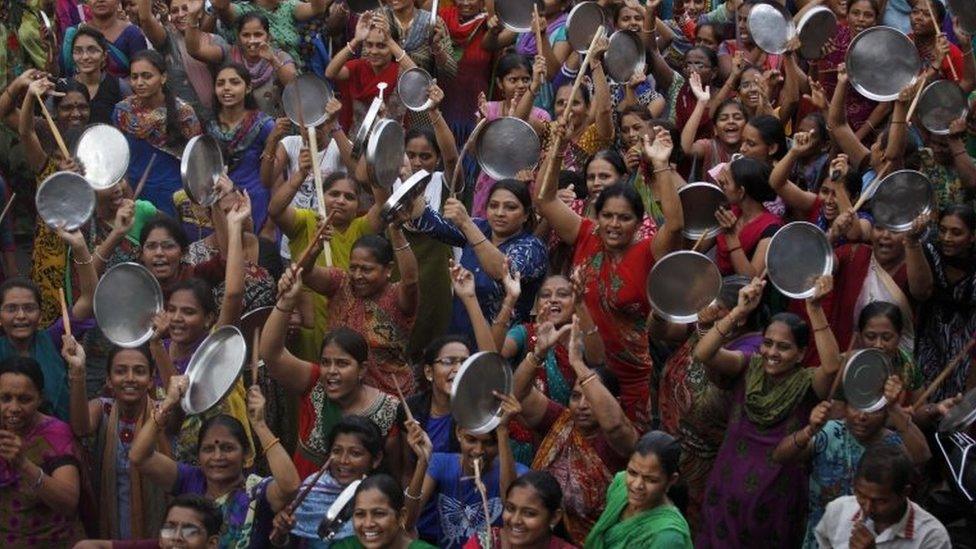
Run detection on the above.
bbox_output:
[583,325,599,337]
[727,246,742,253]
[393,242,411,252]
[471,236,488,247]
[30,467,44,492]
[262,437,281,454]
[395,50,406,62]
[715,321,731,338]
[72,253,94,265]
[579,371,598,388]
[93,248,110,263]
[404,486,422,500]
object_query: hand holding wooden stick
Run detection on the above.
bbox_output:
[35,92,71,160]
[912,333,976,411]
[851,160,893,211]
[270,457,334,541]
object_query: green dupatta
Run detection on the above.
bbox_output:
[584,472,692,549]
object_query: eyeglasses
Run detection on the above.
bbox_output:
[72,46,104,56]
[159,523,203,539]
[433,356,467,366]
[143,240,180,252]
[1,304,40,315]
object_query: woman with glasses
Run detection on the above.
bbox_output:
[65,25,127,124]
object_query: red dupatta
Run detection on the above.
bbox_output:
[827,244,909,351]
[339,59,399,130]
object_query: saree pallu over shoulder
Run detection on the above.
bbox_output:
[585,472,692,549]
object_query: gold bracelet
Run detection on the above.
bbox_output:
[262,437,282,454]
[93,249,109,263]
[471,236,488,247]
[579,372,598,388]
[395,51,407,62]
[72,254,94,265]
[393,242,411,252]
[404,486,422,500]
[715,322,731,338]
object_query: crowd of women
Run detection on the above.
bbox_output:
[1,0,975,546]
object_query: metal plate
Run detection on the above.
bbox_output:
[347,0,379,13]
[180,134,223,206]
[947,0,976,34]
[647,251,722,323]
[842,348,892,413]
[871,170,933,232]
[679,182,726,240]
[94,263,164,348]
[450,351,513,435]
[73,123,129,190]
[318,479,361,540]
[397,67,434,112]
[797,6,838,60]
[495,0,545,33]
[605,30,645,83]
[566,1,606,53]
[846,26,921,102]
[382,170,430,223]
[35,171,95,231]
[365,119,405,190]
[939,387,976,432]
[282,74,334,128]
[748,3,795,55]
[917,79,969,135]
[765,222,833,299]
[351,97,383,160]
[475,117,541,181]
[181,325,247,415]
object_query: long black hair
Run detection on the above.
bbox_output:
[130,50,185,149]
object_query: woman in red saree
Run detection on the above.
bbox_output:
[536,126,685,429]
[513,318,636,545]
[710,157,782,277]
[325,11,415,131]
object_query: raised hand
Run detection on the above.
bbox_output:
[246,385,267,425]
[808,400,832,433]
[689,71,710,103]
[501,256,521,302]
[60,333,86,374]
[449,260,476,300]
[641,126,673,165]
[161,375,189,414]
[803,80,828,111]
[405,418,433,462]
[791,131,816,155]
[225,190,252,228]
[807,275,833,306]
[427,81,445,111]
[277,265,304,304]
[533,321,571,355]
[442,197,471,228]
[883,374,904,406]
[734,278,765,316]
[150,311,172,341]
[493,390,522,427]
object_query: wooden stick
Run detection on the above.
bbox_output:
[251,327,261,387]
[912,334,976,411]
[132,153,157,201]
[904,74,930,123]
[390,374,416,424]
[0,192,17,226]
[58,287,71,336]
[35,92,71,160]
[449,118,488,199]
[692,230,709,252]
[827,354,847,402]
[270,457,334,542]
[472,458,492,549]
[532,4,544,53]
[559,27,605,128]
[851,160,893,211]
[293,212,335,269]
[927,3,958,80]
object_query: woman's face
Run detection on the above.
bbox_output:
[695,25,720,50]
[569,382,597,431]
[323,179,360,228]
[159,506,217,549]
[405,136,439,173]
[738,69,764,110]
[845,405,887,441]
[0,288,41,342]
[736,4,753,45]
[715,104,746,147]
[455,0,485,19]
[329,433,380,486]
[352,488,402,549]
[166,289,211,344]
[536,276,574,326]
[425,342,469,399]
[597,196,640,250]
[938,214,975,258]
[385,0,411,10]
[586,158,622,197]
[759,321,804,375]
[859,315,900,358]
[141,228,184,283]
[169,0,194,32]
[503,485,559,547]
[497,66,531,103]
[616,6,644,32]
[847,0,878,35]
[739,123,773,161]
[486,189,530,239]
[620,113,650,149]
[72,34,106,76]
[130,59,166,101]
[457,428,499,472]
[818,180,842,220]
[109,350,153,406]
[57,91,91,128]
[909,0,937,38]
[238,20,270,59]
[871,226,906,266]
[348,248,391,299]
[96,183,126,212]
[197,424,245,485]
[684,0,707,18]
[90,0,120,18]
[554,85,587,126]
[319,342,365,402]
[215,67,249,110]
[625,452,672,512]
[363,29,392,69]
[0,373,42,434]
[683,49,715,83]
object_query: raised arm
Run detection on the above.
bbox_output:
[679,72,713,158]
[184,22,224,65]
[293,0,331,21]
[494,260,522,351]
[214,188,248,328]
[827,64,870,170]
[692,278,762,382]
[389,224,419,315]
[18,78,53,172]
[267,146,309,235]
[807,276,841,399]
[59,228,96,320]
[130,376,185,490]
[452,262,497,353]
[481,13,517,51]
[260,267,318,395]
[769,132,819,215]
[424,83,459,178]
[643,127,685,258]
[260,117,292,190]
[494,393,520,499]
[247,386,300,511]
[882,375,931,464]
[772,399,830,463]
[441,198,509,280]
[325,14,371,81]
[136,0,167,48]
[535,123,583,245]
[903,214,934,302]
[62,335,100,437]
[588,37,614,143]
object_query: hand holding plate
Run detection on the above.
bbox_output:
[492,390,522,428]
[56,224,87,250]
[807,400,831,433]
[883,374,904,406]
[904,212,929,244]
[805,274,833,306]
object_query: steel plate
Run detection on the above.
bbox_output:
[450,351,513,435]
[382,169,431,223]
[366,119,406,190]
[947,0,976,34]
[181,325,247,415]
[398,67,434,112]
[939,387,976,432]
[842,348,892,412]
[605,30,645,83]
[180,134,223,206]
[870,170,933,232]
[797,6,838,60]
[846,26,921,102]
[35,171,95,231]
[351,97,383,160]
[282,74,334,128]
[566,1,606,53]
[475,117,540,181]
[94,263,164,348]
[318,479,361,539]
[679,182,726,240]
[765,222,833,299]
[917,79,969,135]
[495,0,545,33]
[647,251,722,323]
[73,123,129,190]
[748,2,795,55]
